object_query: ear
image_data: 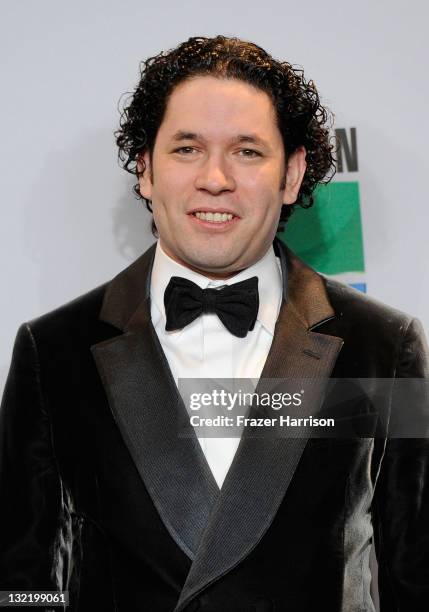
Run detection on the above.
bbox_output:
[137,150,153,200]
[282,146,307,205]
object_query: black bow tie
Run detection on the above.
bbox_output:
[164,276,259,338]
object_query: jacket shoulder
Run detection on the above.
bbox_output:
[26,283,111,346]
[322,277,419,342]
[323,277,413,331]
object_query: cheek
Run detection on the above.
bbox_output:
[240,165,283,198]
[154,167,195,208]
[241,181,283,219]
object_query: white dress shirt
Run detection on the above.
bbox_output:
[150,241,283,488]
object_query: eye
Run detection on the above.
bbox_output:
[238,149,262,158]
[173,146,198,155]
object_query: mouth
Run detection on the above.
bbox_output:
[187,209,240,228]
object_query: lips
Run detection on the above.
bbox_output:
[187,209,239,228]
[187,207,239,226]
[187,207,239,218]
[193,211,233,222]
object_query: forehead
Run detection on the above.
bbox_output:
[158,76,279,140]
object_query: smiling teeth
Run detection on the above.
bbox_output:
[194,212,233,222]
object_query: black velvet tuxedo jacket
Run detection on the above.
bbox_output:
[1,238,428,612]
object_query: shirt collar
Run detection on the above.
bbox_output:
[150,240,284,336]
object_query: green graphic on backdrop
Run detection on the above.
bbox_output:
[278,181,365,275]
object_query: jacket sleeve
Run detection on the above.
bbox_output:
[0,323,71,593]
[373,317,429,611]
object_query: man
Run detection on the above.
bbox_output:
[0,35,428,611]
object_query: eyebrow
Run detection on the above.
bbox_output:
[171,130,270,148]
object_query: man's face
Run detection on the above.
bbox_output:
[139,76,306,278]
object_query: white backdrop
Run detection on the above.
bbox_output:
[2,3,429,608]
[1,0,428,390]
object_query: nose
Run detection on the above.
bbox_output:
[194,154,236,194]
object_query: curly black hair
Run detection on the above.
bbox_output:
[115,35,336,235]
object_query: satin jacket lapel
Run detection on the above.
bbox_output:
[91,244,219,561]
[174,238,344,611]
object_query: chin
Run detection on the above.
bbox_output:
[184,252,236,275]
